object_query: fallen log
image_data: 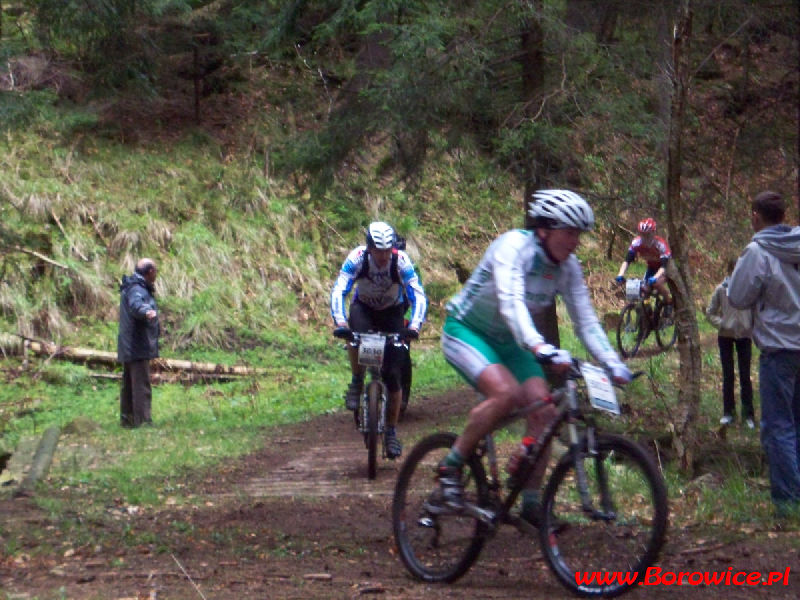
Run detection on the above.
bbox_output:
[0,334,267,376]
[90,372,253,384]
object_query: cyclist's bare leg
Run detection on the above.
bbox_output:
[347,346,366,379]
[653,277,672,304]
[521,376,557,488]
[387,388,402,427]
[452,365,549,459]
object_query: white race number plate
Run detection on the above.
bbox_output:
[358,333,385,367]
[580,363,620,415]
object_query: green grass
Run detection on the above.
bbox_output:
[0,339,458,508]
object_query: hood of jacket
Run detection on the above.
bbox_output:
[120,272,155,295]
[753,225,800,264]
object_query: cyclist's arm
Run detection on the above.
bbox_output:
[650,241,671,281]
[494,233,546,350]
[562,257,621,366]
[330,248,362,326]
[398,253,427,331]
[616,248,636,278]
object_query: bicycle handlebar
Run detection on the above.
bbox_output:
[539,356,643,388]
[333,327,417,344]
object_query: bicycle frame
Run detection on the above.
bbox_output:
[335,328,409,466]
[463,364,622,529]
[393,359,668,596]
[617,278,676,358]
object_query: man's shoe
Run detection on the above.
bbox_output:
[345,380,363,411]
[720,415,734,426]
[385,431,403,459]
[745,418,755,429]
[436,463,464,510]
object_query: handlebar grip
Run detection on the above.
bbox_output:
[333,327,353,341]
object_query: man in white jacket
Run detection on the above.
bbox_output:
[728,191,800,518]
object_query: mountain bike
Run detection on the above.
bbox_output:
[616,278,676,359]
[334,327,413,479]
[392,359,668,597]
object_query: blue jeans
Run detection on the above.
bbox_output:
[759,350,800,511]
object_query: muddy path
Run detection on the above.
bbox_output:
[1,388,799,599]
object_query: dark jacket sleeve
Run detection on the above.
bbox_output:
[117,280,159,363]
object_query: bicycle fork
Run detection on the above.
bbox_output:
[564,381,617,521]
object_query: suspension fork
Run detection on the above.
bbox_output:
[563,381,616,520]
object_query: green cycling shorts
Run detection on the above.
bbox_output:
[441,316,544,388]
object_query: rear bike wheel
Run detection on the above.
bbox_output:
[539,433,668,597]
[366,381,380,480]
[392,432,489,583]
[616,303,644,359]
[654,300,677,351]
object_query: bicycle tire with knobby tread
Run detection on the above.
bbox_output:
[539,433,668,597]
[616,303,644,359]
[654,301,677,351]
[400,349,412,419]
[366,381,380,480]
[392,432,490,583]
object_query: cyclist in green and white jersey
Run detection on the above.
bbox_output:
[437,189,632,525]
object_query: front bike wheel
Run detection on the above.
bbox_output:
[654,301,677,351]
[400,349,412,420]
[616,304,644,359]
[539,434,668,597]
[392,432,489,583]
[366,381,380,480]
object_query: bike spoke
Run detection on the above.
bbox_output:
[393,433,488,583]
[616,304,643,358]
[655,304,677,351]
[540,435,668,596]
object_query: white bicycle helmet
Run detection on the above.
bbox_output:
[366,221,396,249]
[528,189,595,231]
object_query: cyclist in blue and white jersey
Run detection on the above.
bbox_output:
[330,221,427,458]
[437,190,631,525]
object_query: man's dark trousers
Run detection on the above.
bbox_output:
[121,360,152,427]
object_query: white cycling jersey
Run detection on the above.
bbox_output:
[330,246,427,330]
[446,229,619,365]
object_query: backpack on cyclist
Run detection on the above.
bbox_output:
[357,234,411,313]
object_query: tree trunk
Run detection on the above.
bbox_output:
[665,0,703,472]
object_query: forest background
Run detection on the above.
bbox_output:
[0,0,798,525]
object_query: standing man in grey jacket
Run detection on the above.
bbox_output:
[728,191,800,517]
[117,258,160,428]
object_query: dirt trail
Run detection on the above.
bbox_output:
[1,388,799,599]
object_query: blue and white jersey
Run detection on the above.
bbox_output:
[446,229,619,365]
[330,246,427,330]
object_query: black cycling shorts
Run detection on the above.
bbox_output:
[348,300,407,393]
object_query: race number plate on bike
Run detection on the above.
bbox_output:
[358,333,386,367]
[580,363,620,415]
[625,278,642,302]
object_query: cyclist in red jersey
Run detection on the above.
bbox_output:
[615,218,674,310]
